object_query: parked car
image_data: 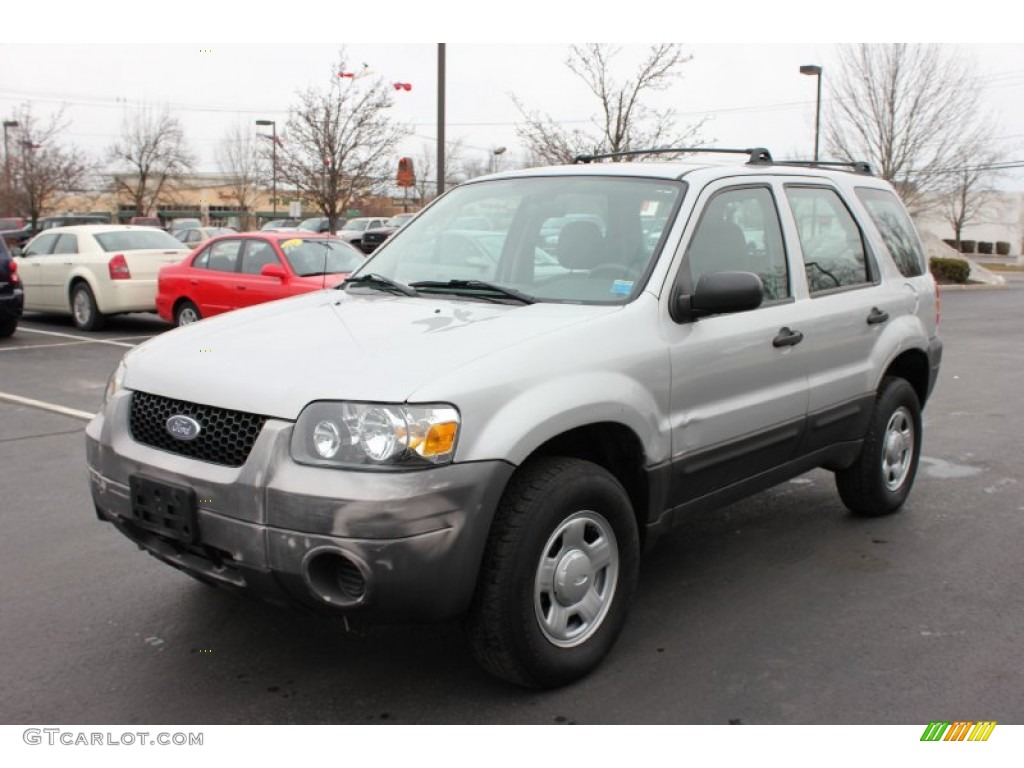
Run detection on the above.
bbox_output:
[0,217,26,232]
[15,225,190,330]
[173,227,236,247]
[3,214,112,249]
[168,218,202,235]
[0,236,23,337]
[260,218,300,232]
[336,216,388,248]
[297,216,340,234]
[155,232,365,326]
[129,216,162,228]
[359,213,417,254]
[87,147,941,688]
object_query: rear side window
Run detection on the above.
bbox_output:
[95,230,186,252]
[855,187,926,277]
[201,240,242,272]
[785,186,871,294]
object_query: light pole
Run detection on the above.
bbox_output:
[799,64,822,162]
[491,146,507,174]
[3,120,19,211]
[255,119,277,216]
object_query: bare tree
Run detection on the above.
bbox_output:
[108,106,195,216]
[413,140,467,204]
[514,44,705,165]
[7,104,94,227]
[216,121,266,231]
[942,147,1002,248]
[277,53,408,232]
[826,44,997,215]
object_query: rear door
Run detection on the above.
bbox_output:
[189,238,244,316]
[17,232,60,310]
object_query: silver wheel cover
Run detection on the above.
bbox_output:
[534,510,619,648]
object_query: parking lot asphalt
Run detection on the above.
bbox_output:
[1,292,1022,725]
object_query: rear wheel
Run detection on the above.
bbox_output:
[0,315,17,338]
[71,283,106,331]
[466,456,640,688]
[836,377,922,516]
[175,300,201,327]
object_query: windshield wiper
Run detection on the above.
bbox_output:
[342,272,419,297]
[409,279,535,305]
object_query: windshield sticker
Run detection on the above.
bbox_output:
[610,280,634,296]
[280,238,303,249]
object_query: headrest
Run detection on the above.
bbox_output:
[557,220,606,270]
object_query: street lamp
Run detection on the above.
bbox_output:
[491,146,507,174]
[3,120,19,211]
[255,119,277,216]
[799,64,823,162]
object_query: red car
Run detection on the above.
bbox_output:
[156,232,365,326]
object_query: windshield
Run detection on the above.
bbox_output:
[278,238,364,276]
[298,218,326,231]
[95,230,188,251]
[341,219,371,232]
[385,214,415,227]
[348,176,684,304]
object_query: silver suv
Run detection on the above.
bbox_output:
[86,148,942,688]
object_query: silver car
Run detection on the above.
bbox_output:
[87,148,941,688]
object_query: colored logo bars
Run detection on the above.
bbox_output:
[920,721,997,741]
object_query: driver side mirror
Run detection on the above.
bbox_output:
[260,263,288,280]
[672,271,763,323]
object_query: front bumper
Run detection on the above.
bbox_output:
[86,390,514,621]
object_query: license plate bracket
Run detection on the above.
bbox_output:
[129,474,198,544]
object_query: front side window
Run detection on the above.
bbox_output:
[684,186,790,301]
[785,186,872,293]
[354,176,684,305]
[24,233,59,257]
[855,187,926,277]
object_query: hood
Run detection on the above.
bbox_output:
[126,289,617,419]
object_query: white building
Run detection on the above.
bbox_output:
[913,191,1024,256]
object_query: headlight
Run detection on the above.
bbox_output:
[291,401,460,469]
[103,359,128,406]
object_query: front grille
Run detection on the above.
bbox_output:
[129,391,269,467]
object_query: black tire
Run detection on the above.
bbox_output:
[836,377,922,516]
[465,456,640,688]
[70,282,106,331]
[0,315,16,338]
[174,300,202,327]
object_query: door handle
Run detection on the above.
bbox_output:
[189,279,198,285]
[236,285,247,291]
[773,327,804,348]
[867,307,889,325]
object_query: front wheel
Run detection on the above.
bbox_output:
[466,457,639,688]
[836,377,922,516]
[71,283,106,331]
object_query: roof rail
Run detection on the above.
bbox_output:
[773,159,874,175]
[573,147,773,165]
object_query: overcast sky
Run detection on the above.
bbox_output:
[3,6,1022,190]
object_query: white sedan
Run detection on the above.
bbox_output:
[16,225,191,331]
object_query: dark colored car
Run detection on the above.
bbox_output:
[3,214,112,249]
[359,213,417,254]
[0,236,23,337]
[0,217,26,232]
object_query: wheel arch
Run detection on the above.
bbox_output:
[519,422,651,547]
[880,348,930,407]
[67,271,105,313]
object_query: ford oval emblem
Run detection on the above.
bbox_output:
[166,415,202,441]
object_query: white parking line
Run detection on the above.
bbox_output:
[0,341,95,352]
[0,391,96,421]
[15,327,137,348]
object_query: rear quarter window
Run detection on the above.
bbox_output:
[855,187,926,278]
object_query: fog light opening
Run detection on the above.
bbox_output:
[305,550,368,606]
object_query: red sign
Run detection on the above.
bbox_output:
[397,157,415,188]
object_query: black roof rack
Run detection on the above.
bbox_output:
[772,159,874,175]
[573,147,773,165]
